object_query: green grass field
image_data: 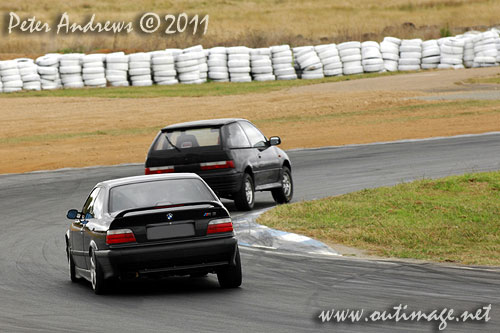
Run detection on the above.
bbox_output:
[258,171,500,266]
[0,72,404,98]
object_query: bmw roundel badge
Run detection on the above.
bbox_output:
[167,213,173,220]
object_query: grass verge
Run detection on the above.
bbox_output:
[258,171,500,266]
[0,71,405,98]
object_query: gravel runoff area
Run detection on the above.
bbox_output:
[0,67,499,174]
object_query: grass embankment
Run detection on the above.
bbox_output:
[258,171,500,266]
[0,71,402,98]
[3,0,500,55]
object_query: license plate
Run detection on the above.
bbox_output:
[147,223,195,240]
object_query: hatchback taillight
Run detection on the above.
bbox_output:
[145,165,175,175]
[106,229,136,245]
[207,218,233,234]
[200,160,235,171]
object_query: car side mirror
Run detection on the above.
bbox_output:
[269,136,281,146]
[67,209,79,219]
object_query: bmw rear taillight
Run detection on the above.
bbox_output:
[145,165,175,175]
[207,218,233,234]
[106,229,136,245]
[200,160,235,171]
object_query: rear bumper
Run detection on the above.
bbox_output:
[200,170,243,195]
[95,236,238,279]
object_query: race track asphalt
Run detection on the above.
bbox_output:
[0,133,499,332]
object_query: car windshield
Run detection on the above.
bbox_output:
[109,178,217,213]
[153,127,221,150]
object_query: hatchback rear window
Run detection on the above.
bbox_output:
[153,127,221,150]
[109,178,217,213]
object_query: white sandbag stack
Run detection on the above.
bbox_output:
[207,47,229,82]
[294,46,323,79]
[338,41,363,75]
[17,58,41,91]
[398,39,422,71]
[175,52,202,84]
[315,44,342,76]
[271,45,296,80]
[227,47,252,83]
[472,30,498,67]
[421,39,441,69]
[36,54,61,90]
[380,37,400,72]
[183,45,208,83]
[151,51,177,85]
[59,54,84,89]
[129,53,153,86]
[82,54,106,88]
[0,60,23,93]
[361,41,384,73]
[105,52,129,87]
[250,48,275,81]
[438,38,464,69]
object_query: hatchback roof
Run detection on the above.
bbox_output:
[97,173,202,189]
[161,118,246,131]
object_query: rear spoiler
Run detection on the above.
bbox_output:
[114,201,223,218]
[161,125,223,133]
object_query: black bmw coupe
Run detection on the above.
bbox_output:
[65,173,241,294]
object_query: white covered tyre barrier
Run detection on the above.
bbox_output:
[338,41,363,75]
[398,39,422,71]
[361,41,384,73]
[227,46,252,83]
[1,28,499,94]
[150,51,177,85]
[83,54,106,88]
[271,45,297,80]
[176,51,203,84]
[293,46,324,79]
[106,52,129,87]
[59,53,84,89]
[421,40,440,69]
[17,58,41,91]
[129,53,153,86]
[0,60,23,92]
[36,54,62,90]
[250,48,275,81]
[315,44,342,77]
[381,37,400,72]
[208,47,229,82]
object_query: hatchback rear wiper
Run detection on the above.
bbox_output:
[165,133,181,152]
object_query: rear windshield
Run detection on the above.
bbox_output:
[109,178,217,213]
[153,127,221,151]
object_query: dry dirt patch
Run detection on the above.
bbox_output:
[0,68,499,174]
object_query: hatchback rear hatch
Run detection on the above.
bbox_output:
[145,126,233,174]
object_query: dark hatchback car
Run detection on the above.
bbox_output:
[145,118,293,210]
[65,173,241,294]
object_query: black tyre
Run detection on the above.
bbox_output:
[67,245,78,283]
[217,248,242,288]
[90,250,108,295]
[271,167,293,204]
[234,173,255,211]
